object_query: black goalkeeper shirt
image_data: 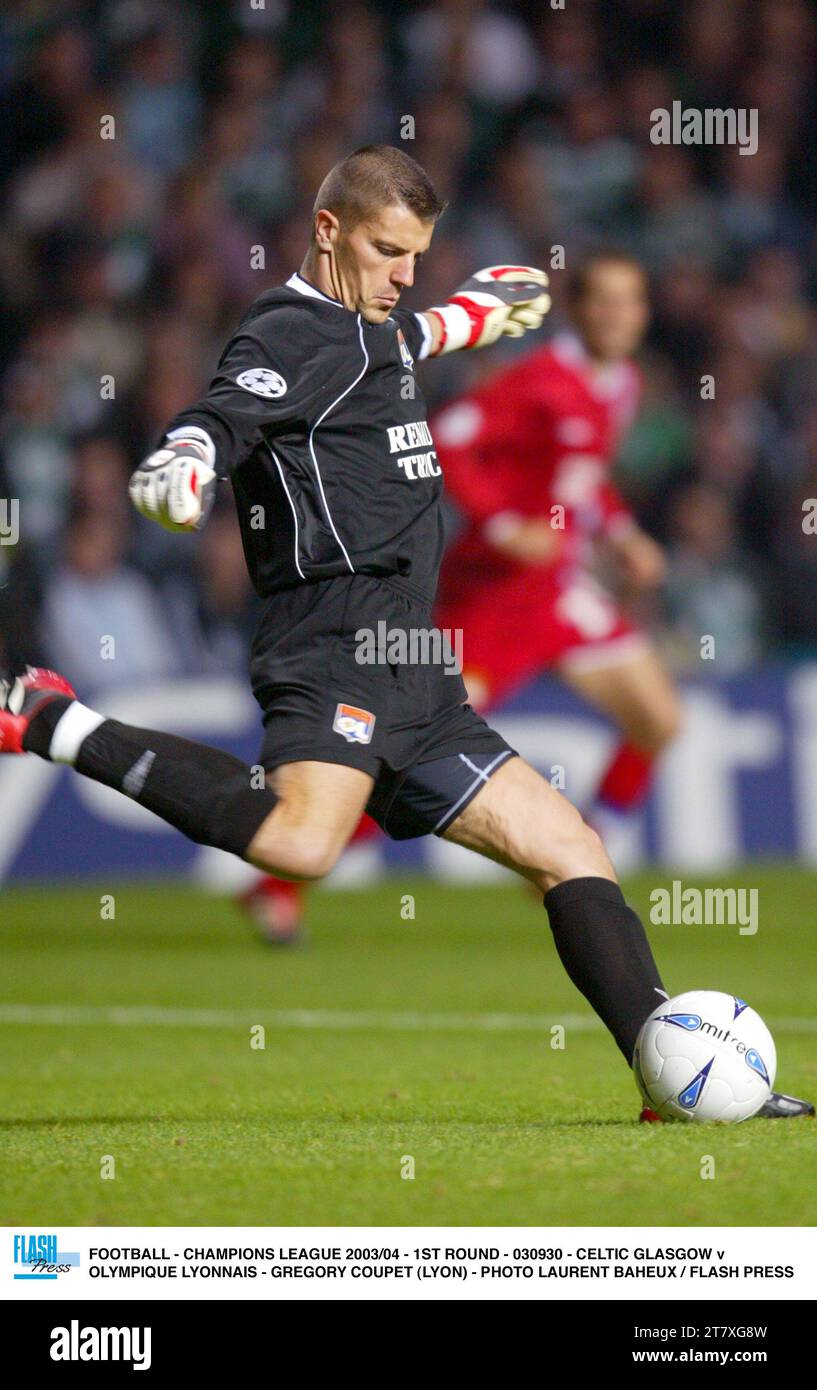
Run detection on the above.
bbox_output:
[164,272,443,604]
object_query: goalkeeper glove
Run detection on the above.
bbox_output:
[129,426,217,532]
[427,265,550,355]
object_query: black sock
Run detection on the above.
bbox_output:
[75,720,277,857]
[544,876,666,1065]
[22,696,74,756]
[28,706,278,858]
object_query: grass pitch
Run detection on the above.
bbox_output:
[1,868,815,1226]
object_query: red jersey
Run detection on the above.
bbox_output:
[434,332,641,601]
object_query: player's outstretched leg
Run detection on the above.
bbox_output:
[1,668,372,881]
[442,755,665,1067]
[441,755,813,1119]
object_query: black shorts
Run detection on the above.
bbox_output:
[249,574,516,839]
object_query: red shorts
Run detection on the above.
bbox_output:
[435,565,648,706]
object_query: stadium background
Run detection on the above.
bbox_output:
[2,0,817,883]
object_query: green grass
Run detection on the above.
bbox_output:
[1,868,815,1225]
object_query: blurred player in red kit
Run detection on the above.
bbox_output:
[433,250,682,865]
[245,250,680,940]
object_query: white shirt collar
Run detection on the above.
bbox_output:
[286,272,344,308]
[284,272,432,358]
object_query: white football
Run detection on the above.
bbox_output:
[633,990,776,1122]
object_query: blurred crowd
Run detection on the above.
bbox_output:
[1,0,817,695]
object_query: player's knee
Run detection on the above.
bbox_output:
[647,700,683,753]
[288,835,343,881]
[630,695,684,755]
[557,817,610,878]
[250,826,342,881]
[530,813,612,893]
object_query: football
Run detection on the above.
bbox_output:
[633,990,776,1122]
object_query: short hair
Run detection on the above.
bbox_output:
[568,249,648,300]
[311,144,447,239]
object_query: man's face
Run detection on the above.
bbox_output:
[573,261,650,362]
[330,204,435,323]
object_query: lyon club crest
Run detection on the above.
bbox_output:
[333,703,376,744]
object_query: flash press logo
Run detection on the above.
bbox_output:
[13,1233,80,1281]
[50,1321,152,1372]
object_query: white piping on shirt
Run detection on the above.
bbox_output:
[267,443,306,580]
[305,314,370,574]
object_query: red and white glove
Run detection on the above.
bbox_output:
[129,426,217,532]
[427,265,550,355]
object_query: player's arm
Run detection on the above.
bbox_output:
[129,320,306,533]
[419,265,551,356]
[595,480,666,589]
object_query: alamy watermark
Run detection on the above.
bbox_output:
[650,880,758,936]
[355,622,463,675]
[650,103,758,156]
[0,498,20,545]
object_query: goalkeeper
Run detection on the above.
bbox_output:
[1,143,809,1116]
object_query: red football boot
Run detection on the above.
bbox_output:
[0,667,76,754]
[240,876,305,946]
